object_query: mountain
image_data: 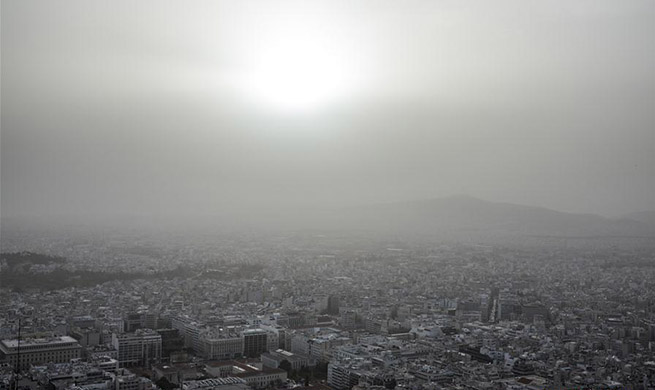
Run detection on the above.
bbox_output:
[3,196,653,242]
[328,195,655,238]
[620,211,655,227]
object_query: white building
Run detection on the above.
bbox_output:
[203,333,243,360]
[111,331,161,367]
[0,336,81,371]
[261,349,312,371]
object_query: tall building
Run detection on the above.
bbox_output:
[125,313,144,333]
[144,313,159,330]
[327,295,340,315]
[0,336,82,371]
[340,310,359,330]
[171,317,205,354]
[258,326,281,351]
[112,330,162,367]
[242,329,267,358]
[156,329,184,359]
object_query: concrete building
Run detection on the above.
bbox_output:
[171,318,205,355]
[203,333,243,360]
[242,330,267,358]
[152,363,198,385]
[239,368,286,389]
[111,331,161,368]
[327,295,340,315]
[328,361,365,390]
[71,329,101,347]
[156,329,184,360]
[204,361,285,390]
[0,336,82,371]
[261,349,311,371]
[182,378,249,390]
[109,369,155,390]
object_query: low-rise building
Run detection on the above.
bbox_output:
[261,349,311,371]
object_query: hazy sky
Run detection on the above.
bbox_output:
[2,0,654,219]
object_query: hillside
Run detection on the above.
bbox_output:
[331,196,655,238]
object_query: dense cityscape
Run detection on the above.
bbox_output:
[2,226,655,390]
[3,2,655,390]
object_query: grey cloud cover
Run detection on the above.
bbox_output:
[2,0,654,220]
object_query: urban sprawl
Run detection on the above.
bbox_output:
[1,229,655,390]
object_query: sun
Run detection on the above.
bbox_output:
[235,35,355,114]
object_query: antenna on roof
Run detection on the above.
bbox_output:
[16,318,21,375]
[12,318,21,390]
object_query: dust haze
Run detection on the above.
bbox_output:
[2,0,654,227]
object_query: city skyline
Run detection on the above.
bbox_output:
[2,3,655,389]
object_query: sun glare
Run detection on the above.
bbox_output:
[236,34,354,114]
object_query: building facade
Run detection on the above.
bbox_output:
[111,331,162,368]
[0,336,82,371]
[242,330,267,358]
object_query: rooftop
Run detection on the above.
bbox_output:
[1,336,79,349]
